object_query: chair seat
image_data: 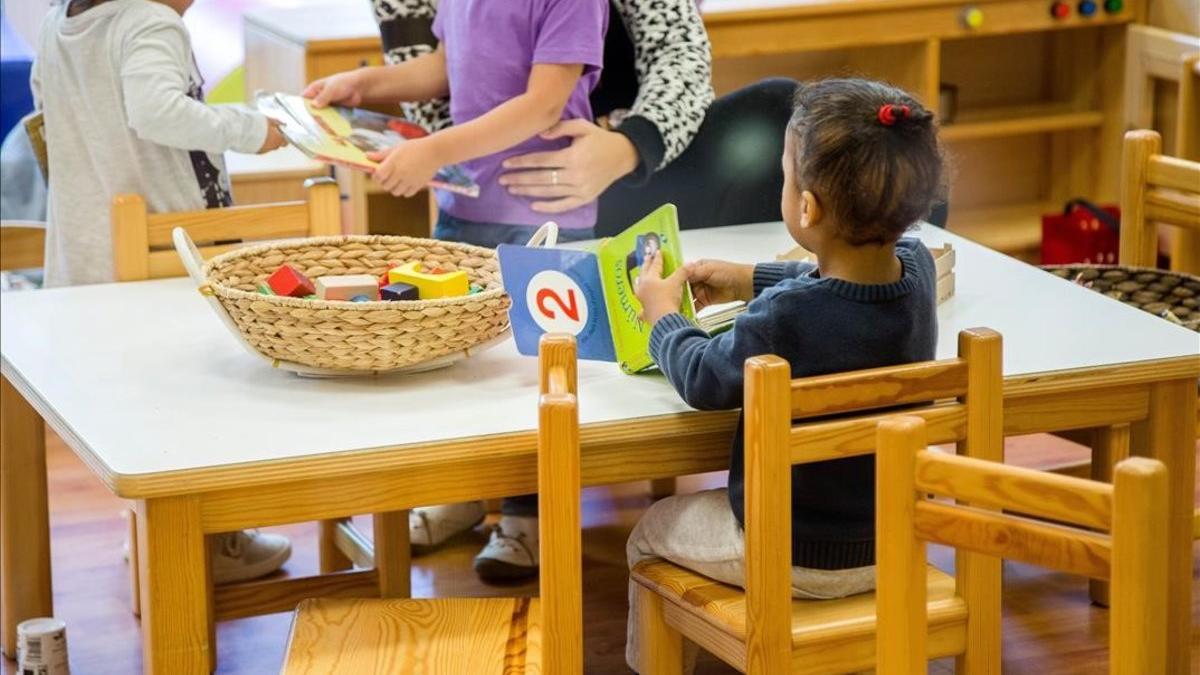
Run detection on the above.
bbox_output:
[282,597,542,674]
[631,559,967,673]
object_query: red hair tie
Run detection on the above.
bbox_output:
[877,104,911,126]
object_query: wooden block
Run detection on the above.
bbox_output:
[315,275,380,302]
[267,265,315,298]
[381,283,419,301]
[387,261,469,299]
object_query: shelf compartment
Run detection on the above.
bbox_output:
[941,104,1104,142]
[947,200,1055,255]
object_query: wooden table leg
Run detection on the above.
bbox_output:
[135,496,212,675]
[1140,378,1195,674]
[649,478,676,500]
[1088,423,1130,607]
[318,519,353,573]
[373,511,411,598]
[0,375,51,658]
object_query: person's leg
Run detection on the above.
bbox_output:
[625,488,876,672]
[597,78,797,236]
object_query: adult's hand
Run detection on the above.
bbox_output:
[498,119,639,213]
[302,70,365,108]
[685,259,755,310]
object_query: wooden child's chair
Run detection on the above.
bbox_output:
[1118,129,1200,276]
[113,180,412,627]
[875,415,1167,674]
[280,333,583,674]
[632,328,1003,674]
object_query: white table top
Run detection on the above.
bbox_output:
[2,224,1196,483]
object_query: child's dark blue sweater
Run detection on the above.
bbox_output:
[648,238,937,569]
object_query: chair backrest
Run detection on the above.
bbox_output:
[0,221,46,271]
[874,416,1167,675]
[1118,130,1200,274]
[536,333,582,675]
[110,176,341,281]
[741,328,1003,674]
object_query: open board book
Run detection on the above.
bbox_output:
[498,204,735,374]
[255,92,479,198]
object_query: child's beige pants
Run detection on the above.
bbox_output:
[625,488,876,673]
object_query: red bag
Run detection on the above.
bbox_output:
[1040,199,1120,265]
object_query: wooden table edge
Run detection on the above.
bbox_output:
[4,353,1191,500]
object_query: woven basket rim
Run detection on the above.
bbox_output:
[1040,262,1200,284]
[200,234,509,309]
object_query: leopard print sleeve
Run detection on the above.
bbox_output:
[371,0,451,131]
[614,0,714,171]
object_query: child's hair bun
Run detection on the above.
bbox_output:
[878,103,934,129]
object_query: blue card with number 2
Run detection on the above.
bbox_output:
[496,244,616,362]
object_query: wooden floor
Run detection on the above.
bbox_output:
[3,430,1197,674]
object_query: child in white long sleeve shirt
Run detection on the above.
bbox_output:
[31,0,285,287]
[31,0,291,583]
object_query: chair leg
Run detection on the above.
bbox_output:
[318,519,354,574]
[649,478,677,500]
[373,511,411,598]
[127,509,141,617]
[636,584,684,675]
[1090,424,1130,607]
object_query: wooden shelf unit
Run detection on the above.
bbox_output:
[940,103,1105,142]
[707,0,1142,258]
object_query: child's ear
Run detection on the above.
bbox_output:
[799,191,822,228]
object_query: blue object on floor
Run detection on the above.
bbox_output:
[1,14,36,142]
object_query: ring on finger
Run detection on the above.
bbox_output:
[551,170,559,185]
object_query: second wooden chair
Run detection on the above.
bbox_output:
[875,415,1167,674]
[280,333,583,674]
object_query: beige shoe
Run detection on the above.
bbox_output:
[473,515,539,583]
[210,530,291,585]
[409,502,486,554]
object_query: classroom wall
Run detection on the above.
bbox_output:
[4,0,53,47]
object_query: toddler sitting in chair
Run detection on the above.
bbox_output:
[628,78,946,671]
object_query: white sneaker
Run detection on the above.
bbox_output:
[409,501,487,554]
[473,515,539,582]
[210,530,292,585]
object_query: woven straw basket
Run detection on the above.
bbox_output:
[174,229,512,375]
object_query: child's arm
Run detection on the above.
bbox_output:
[371,63,583,197]
[304,49,449,108]
[635,251,775,410]
[119,15,276,154]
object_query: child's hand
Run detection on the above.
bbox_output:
[303,71,364,108]
[685,259,755,309]
[635,251,688,325]
[368,139,442,198]
[257,120,288,154]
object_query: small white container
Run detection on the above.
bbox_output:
[17,618,70,675]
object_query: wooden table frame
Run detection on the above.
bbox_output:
[2,354,1195,674]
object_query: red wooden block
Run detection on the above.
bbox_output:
[267,264,315,298]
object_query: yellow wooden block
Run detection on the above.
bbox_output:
[387,261,469,299]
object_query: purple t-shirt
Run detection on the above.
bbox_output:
[432,0,608,230]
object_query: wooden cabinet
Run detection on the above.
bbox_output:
[706,0,1143,259]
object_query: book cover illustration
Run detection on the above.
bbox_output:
[498,204,700,374]
[255,92,479,197]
